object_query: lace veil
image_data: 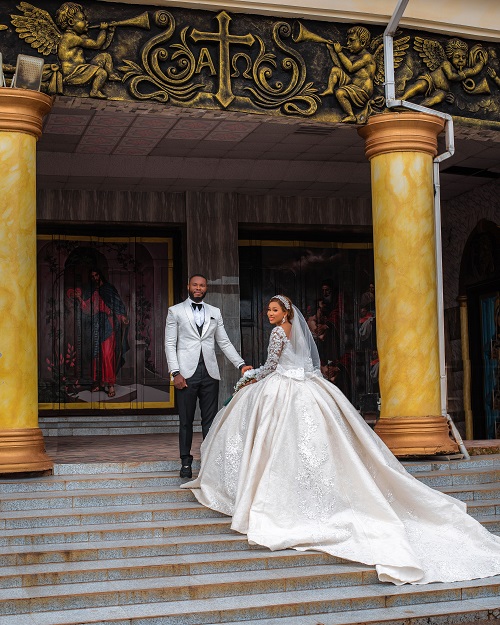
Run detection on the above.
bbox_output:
[281,304,321,377]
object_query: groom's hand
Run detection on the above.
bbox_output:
[173,374,188,390]
[241,365,252,374]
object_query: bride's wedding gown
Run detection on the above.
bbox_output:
[182,312,500,585]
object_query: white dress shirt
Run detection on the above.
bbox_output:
[189,298,205,327]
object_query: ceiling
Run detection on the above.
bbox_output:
[37,96,500,200]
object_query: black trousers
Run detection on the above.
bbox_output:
[176,361,219,464]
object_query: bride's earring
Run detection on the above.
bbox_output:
[281,316,287,325]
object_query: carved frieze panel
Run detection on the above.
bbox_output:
[1,0,500,125]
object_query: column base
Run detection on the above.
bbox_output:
[374,415,459,457]
[0,428,54,474]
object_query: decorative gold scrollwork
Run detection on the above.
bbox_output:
[119,10,204,103]
[244,22,320,116]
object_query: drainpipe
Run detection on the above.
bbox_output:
[382,0,469,459]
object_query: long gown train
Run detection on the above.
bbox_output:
[182,324,500,585]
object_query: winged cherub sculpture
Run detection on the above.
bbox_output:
[401,36,488,106]
[11,2,120,98]
[321,27,409,123]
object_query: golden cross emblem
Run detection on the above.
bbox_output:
[191,11,255,108]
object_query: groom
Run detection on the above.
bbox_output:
[165,274,251,478]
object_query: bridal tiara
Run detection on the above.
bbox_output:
[271,294,291,310]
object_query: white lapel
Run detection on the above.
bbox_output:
[183,299,199,334]
[201,303,212,337]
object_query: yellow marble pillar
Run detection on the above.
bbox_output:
[0,88,53,473]
[458,295,474,440]
[359,112,458,456]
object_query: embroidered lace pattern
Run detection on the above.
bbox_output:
[252,326,288,381]
[216,433,243,500]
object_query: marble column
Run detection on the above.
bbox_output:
[358,112,458,456]
[0,88,53,473]
[185,191,242,404]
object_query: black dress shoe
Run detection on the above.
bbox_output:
[180,464,192,479]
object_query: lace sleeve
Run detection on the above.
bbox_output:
[253,326,287,381]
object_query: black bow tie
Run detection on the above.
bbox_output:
[192,303,203,310]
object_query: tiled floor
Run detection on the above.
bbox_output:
[43,433,500,464]
[464,439,500,455]
[45,433,203,464]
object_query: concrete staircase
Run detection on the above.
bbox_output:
[39,414,201,436]
[1,456,500,625]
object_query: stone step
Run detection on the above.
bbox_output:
[0,517,235,547]
[0,483,196,509]
[1,529,497,567]
[52,461,200,475]
[0,572,498,619]
[464,498,500,518]
[42,426,194,436]
[161,596,500,625]
[1,594,500,625]
[471,514,500,532]
[0,534,263,567]
[35,456,499,478]
[402,454,500,474]
[41,419,182,428]
[40,415,181,423]
[0,550,338,589]
[3,463,500,494]
[1,501,227,530]
[0,455,499,625]
[2,485,499,523]
[0,471,191,494]
[3,510,499,548]
[438,481,500,503]
[0,563,376,615]
[412,467,500,488]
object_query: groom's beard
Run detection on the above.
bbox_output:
[188,289,206,303]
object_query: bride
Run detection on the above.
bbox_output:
[181,294,500,585]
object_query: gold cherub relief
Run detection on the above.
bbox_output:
[401,36,488,106]
[486,47,500,96]
[11,2,121,97]
[2,1,500,123]
[317,26,408,123]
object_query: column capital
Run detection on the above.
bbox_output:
[358,111,445,161]
[0,87,52,139]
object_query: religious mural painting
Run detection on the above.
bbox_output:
[37,235,173,411]
[1,1,500,125]
[239,241,378,417]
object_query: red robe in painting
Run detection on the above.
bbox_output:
[80,290,117,384]
[77,281,128,387]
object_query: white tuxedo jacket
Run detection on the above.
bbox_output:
[164,299,244,380]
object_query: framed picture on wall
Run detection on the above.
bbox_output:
[37,235,174,411]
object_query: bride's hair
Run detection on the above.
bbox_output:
[269,295,295,321]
